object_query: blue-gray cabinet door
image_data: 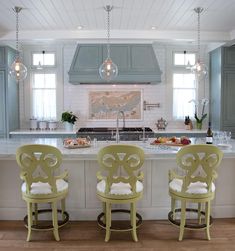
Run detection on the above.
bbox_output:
[0,71,6,137]
[0,48,5,68]
[7,75,19,133]
[222,70,235,126]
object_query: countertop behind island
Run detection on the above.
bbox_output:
[9,128,206,138]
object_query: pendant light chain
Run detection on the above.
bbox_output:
[191,7,207,80]
[16,8,19,53]
[106,5,111,59]
[197,8,201,62]
[194,7,203,62]
[14,7,22,56]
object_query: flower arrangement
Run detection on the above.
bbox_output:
[61,111,78,124]
[189,98,209,123]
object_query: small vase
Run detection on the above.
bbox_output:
[196,121,202,130]
[64,122,73,131]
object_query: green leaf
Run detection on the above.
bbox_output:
[61,111,78,124]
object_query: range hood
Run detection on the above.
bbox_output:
[68,44,162,84]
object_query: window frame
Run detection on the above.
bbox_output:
[172,71,197,120]
[166,50,198,121]
[173,51,196,67]
[31,51,57,69]
[30,70,57,120]
[22,45,63,124]
[171,50,198,121]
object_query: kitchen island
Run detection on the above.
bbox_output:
[0,137,234,221]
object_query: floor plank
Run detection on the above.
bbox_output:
[0,219,234,251]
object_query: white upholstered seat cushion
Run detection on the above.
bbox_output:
[97,180,143,195]
[21,179,68,195]
[169,178,215,194]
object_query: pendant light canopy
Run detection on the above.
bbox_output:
[9,6,27,82]
[99,5,118,82]
[191,7,207,81]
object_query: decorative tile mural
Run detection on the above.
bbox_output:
[88,90,142,120]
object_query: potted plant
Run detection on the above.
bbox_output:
[61,111,78,131]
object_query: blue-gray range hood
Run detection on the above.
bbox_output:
[68,44,162,84]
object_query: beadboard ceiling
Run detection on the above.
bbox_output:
[0,0,235,45]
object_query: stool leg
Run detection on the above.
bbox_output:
[171,198,176,220]
[61,199,66,221]
[131,202,138,242]
[198,203,202,224]
[26,202,33,242]
[52,202,60,241]
[179,201,186,241]
[102,202,106,224]
[205,201,211,240]
[34,203,38,224]
[105,202,111,242]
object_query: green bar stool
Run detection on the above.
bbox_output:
[96,144,145,242]
[16,144,69,241]
[168,144,223,241]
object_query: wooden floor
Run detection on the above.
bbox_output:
[0,219,235,251]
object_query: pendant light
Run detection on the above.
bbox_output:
[191,7,207,80]
[99,5,118,82]
[9,6,27,82]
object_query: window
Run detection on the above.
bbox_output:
[32,52,55,66]
[174,52,195,66]
[172,52,196,119]
[31,52,57,120]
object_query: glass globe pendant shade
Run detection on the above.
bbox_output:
[9,57,27,81]
[191,60,207,81]
[99,57,118,82]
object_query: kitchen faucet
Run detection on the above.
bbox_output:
[116,110,125,143]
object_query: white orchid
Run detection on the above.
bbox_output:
[188,98,209,123]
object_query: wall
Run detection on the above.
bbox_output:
[20,42,209,130]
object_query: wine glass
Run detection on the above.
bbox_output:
[225,131,232,144]
[213,131,219,144]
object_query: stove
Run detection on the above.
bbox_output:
[77,127,154,141]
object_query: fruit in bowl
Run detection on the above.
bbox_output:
[180,136,191,145]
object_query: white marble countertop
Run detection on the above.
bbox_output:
[0,137,234,160]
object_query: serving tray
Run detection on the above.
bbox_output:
[64,144,91,149]
[150,142,188,147]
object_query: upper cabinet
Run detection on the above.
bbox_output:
[210,46,235,135]
[68,44,162,84]
[0,46,19,138]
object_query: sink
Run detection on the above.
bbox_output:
[77,127,154,141]
[77,127,153,133]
